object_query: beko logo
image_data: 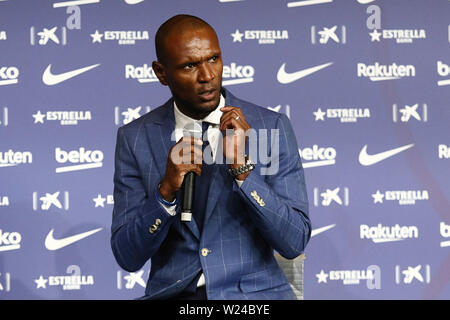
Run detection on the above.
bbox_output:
[55,147,104,173]
[437,61,450,86]
[0,230,22,252]
[222,63,255,86]
[299,145,336,168]
[0,66,19,86]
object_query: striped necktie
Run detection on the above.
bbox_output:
[191,121,213,232]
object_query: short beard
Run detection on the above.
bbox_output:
[173,95,220,120]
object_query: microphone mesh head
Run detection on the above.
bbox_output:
[183,122,202,140]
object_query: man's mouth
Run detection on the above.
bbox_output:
[198,88,217,101]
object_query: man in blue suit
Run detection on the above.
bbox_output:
[111,14,311,300]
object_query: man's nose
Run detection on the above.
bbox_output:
[198,63,215,83]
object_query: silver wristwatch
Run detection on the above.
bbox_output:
[228,157,255,177]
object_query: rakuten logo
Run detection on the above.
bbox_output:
[0,66,19,86]
[125,64,159,83]
[357,62,415,81]
[222,63,255,86]
[360,224,418,243]
[439,144,450,159]
[0,150,33,167]
[55,147,104,173]
[0,230,22,252]
[299,145,336,168]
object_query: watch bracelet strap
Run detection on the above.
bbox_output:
[228,162,255,177]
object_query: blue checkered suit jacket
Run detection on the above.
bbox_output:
[111,88,311,300]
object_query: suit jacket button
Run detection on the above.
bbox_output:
[201,248,210,257]
[155,219,161,226]
[149,225,158,234]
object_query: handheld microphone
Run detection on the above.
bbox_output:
[180,122,202,222]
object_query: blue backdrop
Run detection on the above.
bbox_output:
[0,0,449,300]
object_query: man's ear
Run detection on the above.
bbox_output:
[152,61,168,86]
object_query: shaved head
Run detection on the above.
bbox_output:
[152,14,223,119]
[155,14,215,65]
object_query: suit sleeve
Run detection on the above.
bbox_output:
[110,127,177,272]
[234,113,311,259]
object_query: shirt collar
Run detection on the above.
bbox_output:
[173,94,225,128]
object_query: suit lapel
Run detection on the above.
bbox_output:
[202,163,229,231]
[144,99,175,176]
[145,89,256,239]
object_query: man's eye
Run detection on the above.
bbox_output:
[184,63,195,69]
[209,56,218,63]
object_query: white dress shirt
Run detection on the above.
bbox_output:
[158,94,243,287]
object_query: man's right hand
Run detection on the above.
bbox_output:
[159,136,203,202]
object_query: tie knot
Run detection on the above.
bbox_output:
[202,121,209,132]
[201,121,210,141]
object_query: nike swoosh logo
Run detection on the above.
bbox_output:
[45,227,102,250]
[357,0,375,4]
[359,143,414,166]
[42,63,100,86]
[277,62,333,84]
[124,0,144,4]
[311,224,336,237]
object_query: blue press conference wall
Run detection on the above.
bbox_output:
[0,0,449,300]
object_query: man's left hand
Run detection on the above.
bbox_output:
[220,106,251,180]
